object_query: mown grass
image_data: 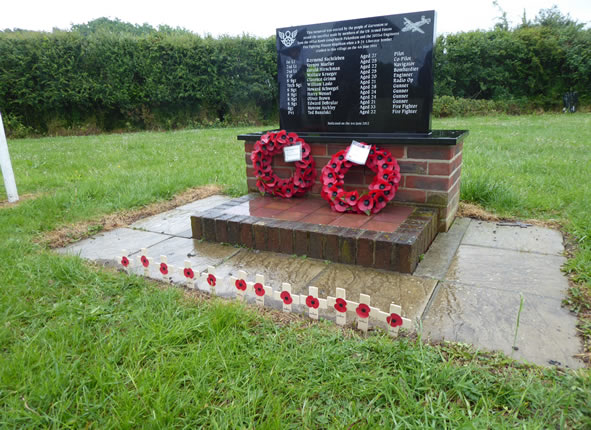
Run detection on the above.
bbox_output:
[1,116,590,427]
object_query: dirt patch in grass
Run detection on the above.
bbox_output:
[0,193,42,209]
[457,202,501,221]
[42,184,222,248]
[458,201,561,229]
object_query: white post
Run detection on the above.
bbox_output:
[0,112,19,203]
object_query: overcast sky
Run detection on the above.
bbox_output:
[2,0,590,36]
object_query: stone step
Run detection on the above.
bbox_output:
[191,194,438,274]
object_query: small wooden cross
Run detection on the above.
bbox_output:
[300,286,327,320]
[373,303,412,337]
[182,260,197,290]
[274,282,301,313]
[356,294,371,332]
[328,287,354,326]
[118,249,132,274]
[252,274,273,307]
[202,265,218,295]
[138,248,151,277]
[159,255,173,283]
[229,270,249,301]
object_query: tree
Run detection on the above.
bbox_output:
[71,18,157,36]
[534,6,580,29]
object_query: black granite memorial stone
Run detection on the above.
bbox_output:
[277,11,436,135]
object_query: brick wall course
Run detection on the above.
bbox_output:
[242,139,463,232]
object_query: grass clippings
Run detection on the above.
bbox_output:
[458,201,561,229]
[0,193,41,208]
[457,201,501,222]
[42,184,222,248]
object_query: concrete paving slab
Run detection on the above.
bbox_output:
[176,195,231,212]
[174,229,194,239]
[138,236,239,267]
[214,250,328,294]
[58,228,169,261]
[131,208,193,236]
[194,250,334,315]
[445,245,569,300]
[462,220,564,255]
[422,282,583,369]
[415,217,471,280]
[131,195,231,236]
[311,263,437,323]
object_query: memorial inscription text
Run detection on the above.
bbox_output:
[277,11,435,134]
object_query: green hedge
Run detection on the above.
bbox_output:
[0,30,277,136]
[434,24,591,107]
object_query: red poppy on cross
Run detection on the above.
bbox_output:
[300,286,327,320]
[230,270,249,302]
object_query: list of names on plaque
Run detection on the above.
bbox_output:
[277,11,435,133]
[306,56,343,116]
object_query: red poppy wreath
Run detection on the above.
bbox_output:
[320,144,401,215]
[251,130,316,198]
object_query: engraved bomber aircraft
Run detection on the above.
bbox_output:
[401,16,432,34]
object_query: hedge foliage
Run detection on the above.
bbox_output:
[0,26,278,136]
[434,25,591,107]
[0,10,590,137]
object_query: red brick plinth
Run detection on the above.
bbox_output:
[190,194,438,273]
[239,131,468,232]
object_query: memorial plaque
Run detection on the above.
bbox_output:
[277,11,436,134]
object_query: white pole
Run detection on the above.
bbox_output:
[0,112,19,203]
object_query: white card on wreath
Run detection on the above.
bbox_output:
[345,141,371,165]
[283,143,302,162]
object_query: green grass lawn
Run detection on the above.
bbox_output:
[1,115,590,428]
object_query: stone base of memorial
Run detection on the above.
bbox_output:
[239,130,468,232]
[190,194,437,273]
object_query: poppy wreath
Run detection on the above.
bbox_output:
[251,130,317,198]
[320,144,401,215]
